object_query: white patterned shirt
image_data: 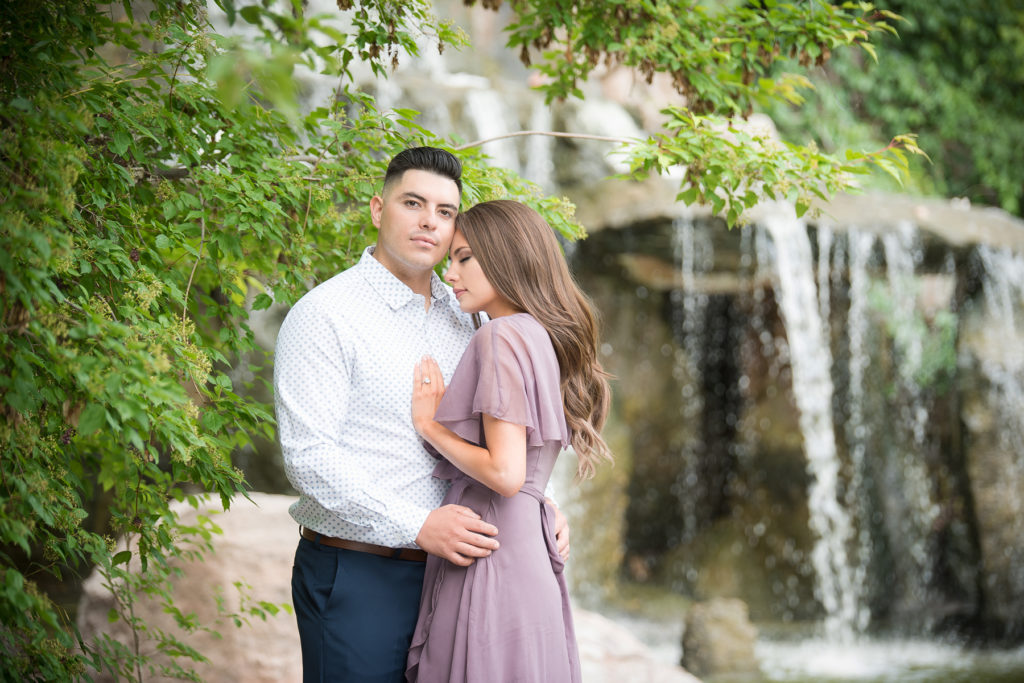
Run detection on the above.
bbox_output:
[273,246,478,548]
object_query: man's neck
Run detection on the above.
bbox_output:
[370,247,434,310]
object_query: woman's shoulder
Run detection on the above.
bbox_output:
[476,312,547,345]
[479,311,544,333]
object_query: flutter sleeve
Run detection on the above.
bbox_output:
[434,316,569,450]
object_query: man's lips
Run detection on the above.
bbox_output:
[411,235,438,248]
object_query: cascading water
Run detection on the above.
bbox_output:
[879,222,944,625]
[671,214,712,545]
[759,203,860,641]
[464,89,520,172]
[524,100,555,191]
[975,245,1024,611]
[843,228,877,635]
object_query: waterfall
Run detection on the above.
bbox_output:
[524,99,555,190]
[760,204,859,641]
[671,214,712,543]
[844,229,877,634]
[464,89,521,173]
[881,223,940,619]
[817,226,834,328]
[976,245,1024,603]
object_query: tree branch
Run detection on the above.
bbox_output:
[147,132,636,181]
[455,130,635,150]
[181,200,208,337]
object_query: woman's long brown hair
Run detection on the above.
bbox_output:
[456,200,612,479]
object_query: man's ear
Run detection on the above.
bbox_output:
[369,194,384,229]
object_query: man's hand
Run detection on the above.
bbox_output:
[547,498,570,562]
[416,504,499,567]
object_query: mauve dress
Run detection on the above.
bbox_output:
[405,313,581,683]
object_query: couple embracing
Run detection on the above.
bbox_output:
[274,147,612,682]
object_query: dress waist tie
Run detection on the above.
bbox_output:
[519,484,564,575]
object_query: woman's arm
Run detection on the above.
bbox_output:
[413,356,526,497]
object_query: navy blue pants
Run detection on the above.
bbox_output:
[292,536,427,682]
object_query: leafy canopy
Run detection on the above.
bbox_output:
[764,0,1024,216]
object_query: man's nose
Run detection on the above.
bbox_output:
[421,207,437,230]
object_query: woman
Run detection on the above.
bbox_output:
[405,200,612,682]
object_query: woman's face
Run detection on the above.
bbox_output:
[444,229,517,318]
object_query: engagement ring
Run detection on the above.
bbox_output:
[422,377,431,384]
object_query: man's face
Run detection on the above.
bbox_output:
[370,169,460,281]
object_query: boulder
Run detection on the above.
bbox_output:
[681,598,760,678]
[77,493,301,683]
[576,609,702,683]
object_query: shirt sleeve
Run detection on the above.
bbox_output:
[273,297,430,547]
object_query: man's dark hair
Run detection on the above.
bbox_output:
[383,146,463,196]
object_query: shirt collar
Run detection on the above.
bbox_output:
[359,246,451,309]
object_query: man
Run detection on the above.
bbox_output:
[273,147,568,681]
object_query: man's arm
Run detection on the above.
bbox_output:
[274,299,431,546]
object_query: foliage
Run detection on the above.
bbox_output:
[765,0,1024,216]
[1,0,918,678]
[475,0,924,224]
[0,1,546,679]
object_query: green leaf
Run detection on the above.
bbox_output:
[677,185,700,206]
[251,293,273,311]
[78,404,108,435]
[110,131,131,156]
[239,5,263,24]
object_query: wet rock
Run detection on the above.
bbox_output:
[681,597,760,678]
[577,609,702,683]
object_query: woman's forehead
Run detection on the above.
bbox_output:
[450,230,470,252]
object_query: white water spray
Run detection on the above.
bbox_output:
[761,203,858,641]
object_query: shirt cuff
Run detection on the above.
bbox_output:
[392,504,432,549]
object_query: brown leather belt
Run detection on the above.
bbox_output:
[300,527,427,562]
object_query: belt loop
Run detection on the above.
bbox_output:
[301,526,320,546]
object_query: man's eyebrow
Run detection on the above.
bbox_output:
[398,191,426,203]
[399,191,459,213]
